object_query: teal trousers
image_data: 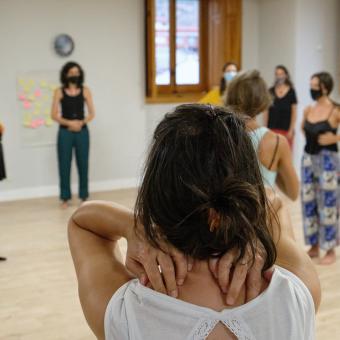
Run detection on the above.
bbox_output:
[57,126,89,201]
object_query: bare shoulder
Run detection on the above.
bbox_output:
[303,105,312,118]
[83,86,92,97]
[261,129,280,149]
[54,87,63,99]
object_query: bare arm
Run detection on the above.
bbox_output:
[68,201,190,338]
[83,87,95,124]
[68,201,133,340]
[288,104,297,137]
[50,88,73,127]
[270,199,321,312]
[276,135,299,200]
[300,106,310,134]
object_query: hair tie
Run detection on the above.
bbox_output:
[206,104,218,120]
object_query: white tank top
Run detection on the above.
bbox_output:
[104,266,315,340]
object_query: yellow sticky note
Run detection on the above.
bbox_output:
[40,80,48,88]
[45,117,53,126]
[18,78,26,87]
[23,86,31,94]
[23,113,32,127]
[44,108,50,115]
[27,95,35,102]
[42,94,50,102]
[35,102,42,109]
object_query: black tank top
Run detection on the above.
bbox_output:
[60,87,85,121]
[304,108,338,154]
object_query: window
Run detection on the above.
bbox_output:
[146,0,242,102]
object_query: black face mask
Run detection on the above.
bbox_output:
[310,89,322,101]
[67,76,81,86]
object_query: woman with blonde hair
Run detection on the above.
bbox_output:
[225,70,299,200]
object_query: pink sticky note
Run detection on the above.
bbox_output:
[34,89,42,97]
[23,101,31,109]
[30,118,45,129]
[18,93,26,101]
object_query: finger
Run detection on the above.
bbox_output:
[125,258,148,285]
[171,249,187,286]
[226,262,248,305]
[246,254,264,302]
[143,257,167,295]
[157,252,178,298]
[217,249,238,293]
[208,258,218,279]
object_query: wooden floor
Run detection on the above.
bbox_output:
[0,189,339,339]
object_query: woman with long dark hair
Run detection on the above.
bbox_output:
[68,104,319,339]
[51,62,95,208]
[301,71,340,265]
[264,65,298,148]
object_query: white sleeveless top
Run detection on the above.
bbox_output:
[104,266,315,340]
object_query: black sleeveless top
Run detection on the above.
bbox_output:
[268,87,298,131]
[60,87,85,122]
[304,109,338,154]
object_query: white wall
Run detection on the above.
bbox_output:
[0,0,146,200]
[294,0,340,167]
[257,0,297,84]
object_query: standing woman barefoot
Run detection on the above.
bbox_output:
[51,62,95,208]
[301,72,340,265]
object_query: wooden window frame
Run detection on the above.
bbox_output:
[145,0,242,103]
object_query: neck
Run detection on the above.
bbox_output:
[246,117,260,130]
[317,96,331,105]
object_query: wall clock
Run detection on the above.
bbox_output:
[54,34,74,57]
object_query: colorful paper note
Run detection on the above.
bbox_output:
[18,93,26,101]
[30,118,45,129]
[23,101,32,110]
[34,89,42,97]
[40,80,48,88]
[45,117,53,127]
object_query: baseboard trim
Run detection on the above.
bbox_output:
[0,178,138,202]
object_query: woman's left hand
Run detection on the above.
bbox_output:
[318,132,338,145]
[209,244,272,305]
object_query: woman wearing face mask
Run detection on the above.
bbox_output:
[301,72,340,265]
[51,62,95,208]
[199,61,238,105]
[219,61,238,96]
[263,65,297,149]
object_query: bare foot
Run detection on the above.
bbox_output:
[307,245,320,258]
[60,201,69,209]
[319,249,336,265]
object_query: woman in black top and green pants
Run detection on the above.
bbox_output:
[51,62,95,208]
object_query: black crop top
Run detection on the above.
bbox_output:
[304,118,338,155]
[60,87,85,121]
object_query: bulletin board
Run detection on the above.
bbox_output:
[16,70,59,147]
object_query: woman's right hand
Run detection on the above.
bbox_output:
[68,120,83,132]
[125,224,192,298]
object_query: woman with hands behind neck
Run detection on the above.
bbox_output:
[69,104,320,340]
